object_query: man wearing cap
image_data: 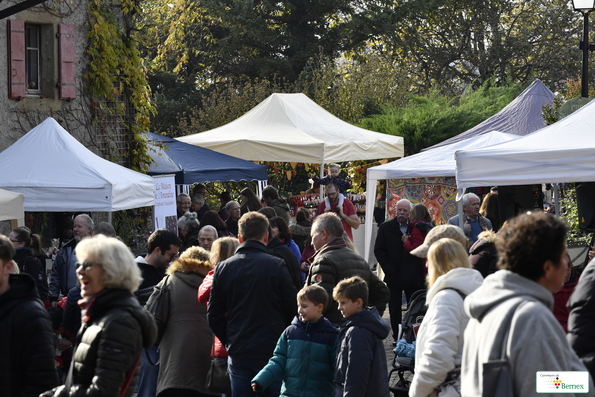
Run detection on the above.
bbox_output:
[374,199,424,336]
[448,193,492,245]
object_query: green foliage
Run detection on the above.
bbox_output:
[359,80,525,155]
[558,184,590,245]
[86,0,155,172]
[542,78,595,126]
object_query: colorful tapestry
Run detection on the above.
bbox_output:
[387,177,458,225]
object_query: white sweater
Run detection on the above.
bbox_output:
[409,267,484,397]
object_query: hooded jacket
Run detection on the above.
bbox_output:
[14,247,49,301]
[270,198,291,225]
[252,315,339,397]
[409,268,483,397]
[289,221,311,253]
[468,232,498,278]
[49,288,157,397]
[268,237,304,291]
[567,259,595,378]
[461,270,593,397]
[334,307,390,397]
[156,255,213,395]
[0,274,59,397]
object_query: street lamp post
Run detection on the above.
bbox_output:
[573,0,595,97]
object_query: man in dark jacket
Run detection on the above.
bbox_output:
[208,212,297,397]
[568,257,595,378]
[50,214,93,306]
[307,213,390,326]
[0,235,59,397]
[262,185,290,225]
[374,199,424,335]
[135,229,181,397]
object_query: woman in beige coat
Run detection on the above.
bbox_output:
[153,246,215,397]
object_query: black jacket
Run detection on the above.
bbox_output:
[334,307,390,397]
[306,241,390,325]
[0,274,59,397]
[63,284,82,340]
[208,240,297,361]
[14,247,49,301]
[468,238,498,278]
[567,258,595,378]
[48,288,157,397]
[289,220,311,253]
[269,198,290,225]
[49,238,78,301]
[374,217,424,288]
[268,237,303,291]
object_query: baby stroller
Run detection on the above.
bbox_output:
[389,289,427,397]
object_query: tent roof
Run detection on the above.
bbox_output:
[424,79,554,151]
[0,118,155,212]
[0,188,24,224]
[367,131,520,180]
[455,97,595,195]
[177,93,404,163]
[145,132,268,184]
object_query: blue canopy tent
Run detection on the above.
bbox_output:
[144,132,268,184]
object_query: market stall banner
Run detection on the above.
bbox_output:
[387,177,458,225]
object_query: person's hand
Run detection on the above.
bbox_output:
[335,204,343,215]
[324,206,331,213]
[402,234,409,243]
[252,383,258,392]
[51,301,58,308]
[464,218,471,233]
[589,248,595,260]
[57,338,72,350]
[301,261,311,273]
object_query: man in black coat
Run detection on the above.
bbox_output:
[0,235,59,397]
[208,212,297,397]
[374,199,424,336]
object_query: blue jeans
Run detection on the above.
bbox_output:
[228,356,281,397]
[138,346,159,397]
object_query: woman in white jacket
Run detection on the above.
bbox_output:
[409,238,483,397]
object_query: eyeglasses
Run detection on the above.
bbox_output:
[76,260,102,271]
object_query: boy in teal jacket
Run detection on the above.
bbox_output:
[252,285,339,396]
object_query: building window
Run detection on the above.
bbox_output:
[25,25,41,94]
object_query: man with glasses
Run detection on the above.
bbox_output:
[50,214,94,307]
[315,182,359,242]
[135,229,181,397]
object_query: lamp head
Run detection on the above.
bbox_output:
[573,0,595,12]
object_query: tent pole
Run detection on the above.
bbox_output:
[319,163,325,202]
[458,191,465,229]
[554,183,560,217]
[108,211,112,224]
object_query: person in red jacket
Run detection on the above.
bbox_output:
[402,204,434,272]
[198,237,239,378]
[553,253,580,332]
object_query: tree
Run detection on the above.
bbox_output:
[380,0,584,95]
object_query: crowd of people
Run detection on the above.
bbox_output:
[1,183,595,397]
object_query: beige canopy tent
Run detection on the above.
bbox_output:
[0,188,25,228]
[177,93,404,163]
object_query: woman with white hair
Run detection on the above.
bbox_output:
[178,211,201,254]
[42,235,157,397]
[409,238,483,397]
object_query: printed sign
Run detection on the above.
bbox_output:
[153,175,177,233]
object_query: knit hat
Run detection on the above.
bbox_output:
[410,224,468,258]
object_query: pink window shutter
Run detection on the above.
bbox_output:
[59,23,76,99]
[8,19,26,99]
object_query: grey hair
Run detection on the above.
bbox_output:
[396,199,412,210]
[313,213,344,239]
[191,195,205,205]
[462,193,480,208]
[75,214,94,231]
[200,225,218,240]
[177,192,190,203]
[225,200,240,214]
[177,212,200,231]
[75,235,141,294]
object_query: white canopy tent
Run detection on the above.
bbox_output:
[0,188,24,226]
[364,131,521,260]
[455,97,595,199]
[0,118,155,212]
[177,93,404,163]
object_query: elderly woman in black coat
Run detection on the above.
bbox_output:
[42,235,157,397]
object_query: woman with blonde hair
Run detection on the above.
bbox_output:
[409,238,483,397]
[198,237,240,395]
[153,246,215,397]
[42,235,157,397]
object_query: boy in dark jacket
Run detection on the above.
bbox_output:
[252,285,339,396]
[332,276,390,397]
